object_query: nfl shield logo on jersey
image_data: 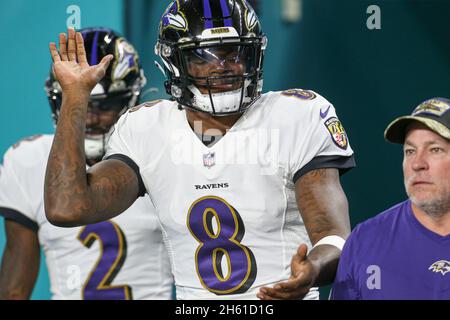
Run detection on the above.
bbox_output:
[203,152,216,169]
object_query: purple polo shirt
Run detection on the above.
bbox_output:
[331,200,450,300]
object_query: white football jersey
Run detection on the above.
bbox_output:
[0,134,173,300]
[105,90,355,300]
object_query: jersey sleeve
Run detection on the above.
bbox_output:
[104,111,147,197]
[329,229,360,300]
[0,143,40,231]
[287,91,356,183]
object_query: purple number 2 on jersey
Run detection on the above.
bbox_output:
[187,196,257,295]
[77,221,132,300]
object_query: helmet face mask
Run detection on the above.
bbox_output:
[184,45,255,89]
[88,90,137,112]
[156,0,267,116]
[45,27,146,160]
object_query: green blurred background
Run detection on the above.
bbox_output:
[0,0,449,299]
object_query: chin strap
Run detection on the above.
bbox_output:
[84,134,107,160]
[188,80,252,114]
[84,103,130,161]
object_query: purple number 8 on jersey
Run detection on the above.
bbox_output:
[187,196,257,295]
[78,221,132,300]
[281,89,317,100]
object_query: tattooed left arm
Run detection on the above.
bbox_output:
[257,168,350,300]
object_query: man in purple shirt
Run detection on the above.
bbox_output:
[331,98,450,300]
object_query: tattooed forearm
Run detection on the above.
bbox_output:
[44,97,139,227]
[295,168,351,286]
[45,96,91,225]
[296,168,350,243]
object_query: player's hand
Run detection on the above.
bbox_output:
[257,244,318,300]
[49,28,113,98]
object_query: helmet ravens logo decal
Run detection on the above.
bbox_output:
[429,260,450,276]
[112,38,140,82]
[243,1,258,31]
[161,0,188,32]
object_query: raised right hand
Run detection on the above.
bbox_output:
[49,28,113,98]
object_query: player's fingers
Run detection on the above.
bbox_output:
[76,32,88,66]
[258,294,276,300]
[58,33,68,61]
[99,54,114,66]
[297,244,308,259]
[268,284,310,300]
[67,27,77,61]
[92,55,113,80]
[49,43,61,62]
[260,287,293,300]
[98,54,113,72]
[273,277,303,292]
[280,276,312,294]
[291,244,308,266]
[257,289,278,300]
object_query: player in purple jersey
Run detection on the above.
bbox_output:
[331,98,450,300]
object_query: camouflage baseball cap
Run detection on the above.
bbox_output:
[384,97,450,144]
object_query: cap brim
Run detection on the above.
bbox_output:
[384,116,450,144]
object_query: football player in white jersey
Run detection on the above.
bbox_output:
[45,1,354,300]
[0,28,173,300]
